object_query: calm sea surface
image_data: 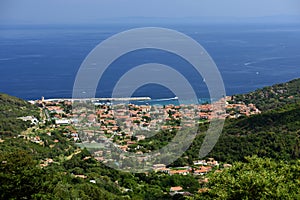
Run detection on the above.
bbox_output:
[0,23,300,103]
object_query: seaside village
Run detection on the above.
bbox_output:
[21,96,260,195]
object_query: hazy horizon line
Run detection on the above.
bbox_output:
[1,14,299,26]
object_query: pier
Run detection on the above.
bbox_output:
[41,97,151,102]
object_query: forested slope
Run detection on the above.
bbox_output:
[232,78,300,111]
[0,93,39,135]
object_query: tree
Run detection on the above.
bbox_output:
[198,156,300,199]
[0,150,43,199]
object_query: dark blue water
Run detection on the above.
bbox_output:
[0,23,300,100]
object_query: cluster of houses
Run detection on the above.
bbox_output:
[152,158,222,176]
[17,134,45,145]
[154,158,232,196]
[30,96,260,154]
[225,96,261,117]
[72,103,221,153]
[225,99,261,118]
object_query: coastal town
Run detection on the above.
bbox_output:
[23,96,259,154]
[14,96,260,195]
[23,96,261,153]
[21,96,262,158]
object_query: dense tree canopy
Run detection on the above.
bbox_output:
[197,156,300,200]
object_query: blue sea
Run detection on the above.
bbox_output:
[0,23,300,103]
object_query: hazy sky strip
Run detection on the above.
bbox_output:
[0,0,299,24]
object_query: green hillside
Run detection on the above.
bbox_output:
[224,102,300,134]
[0,93,39,135]
[232,78,300,111]
[207,104,300,162]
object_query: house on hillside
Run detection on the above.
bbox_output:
[170,186,183,193]
[18,116,39,125]
[55,119,70,125]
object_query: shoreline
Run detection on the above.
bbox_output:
[28,96,223,107]
[39,97,152,102]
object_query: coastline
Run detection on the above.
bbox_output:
[28,96,214,106]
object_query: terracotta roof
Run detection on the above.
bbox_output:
[169,169,189,175]
[170,186,183,192]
